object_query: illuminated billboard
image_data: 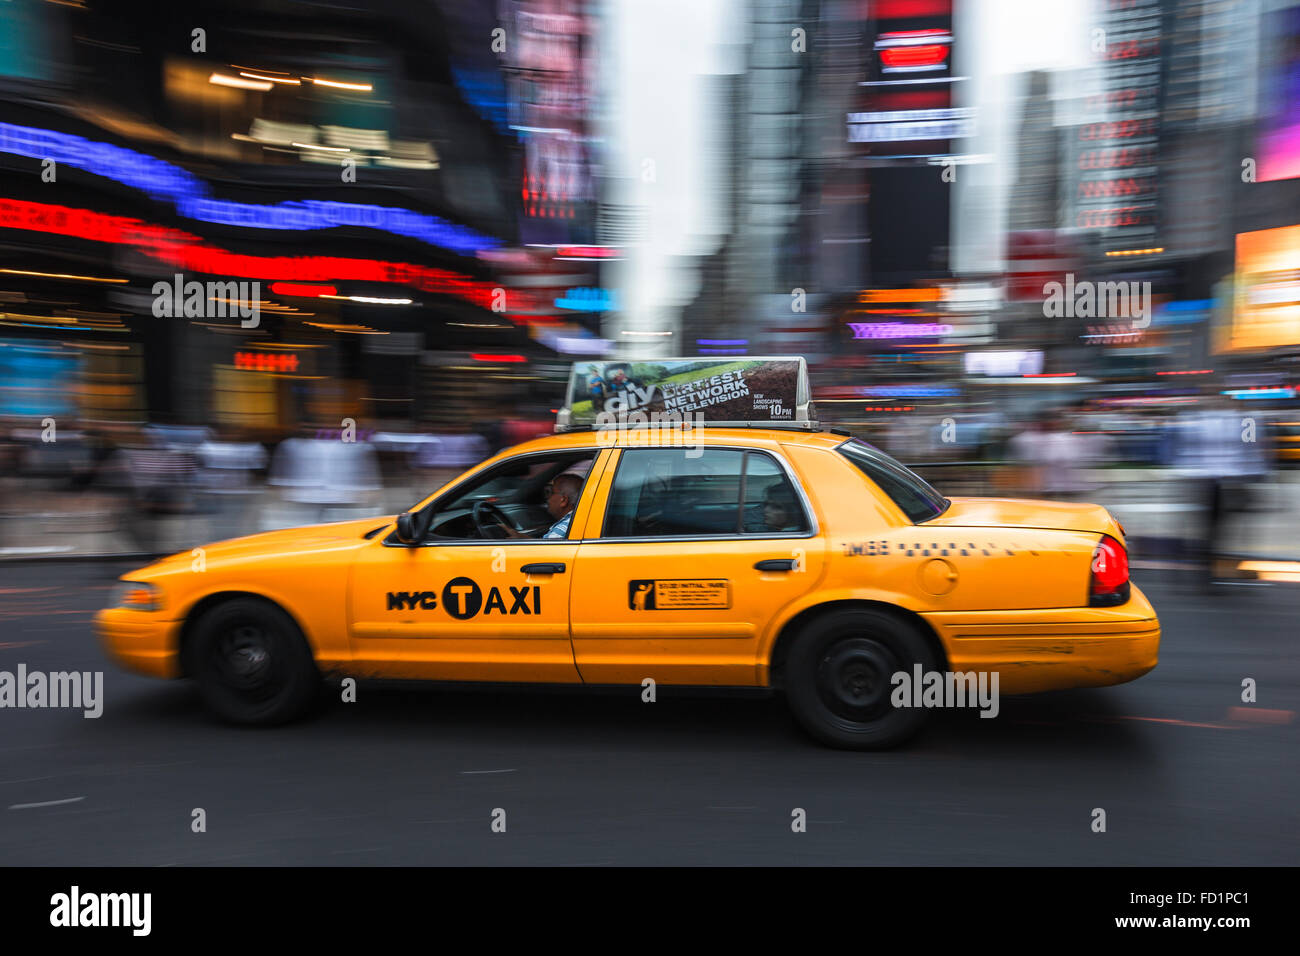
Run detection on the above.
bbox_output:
[848,3,961,155]
[1221,225,1300,352]
[965,350,1044,377]
[1258,5,1300,182]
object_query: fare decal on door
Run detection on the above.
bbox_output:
[627,579,730,610]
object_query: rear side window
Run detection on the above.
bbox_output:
[741,452,808,534]
[603,447,809,537]
[836,439,948,523]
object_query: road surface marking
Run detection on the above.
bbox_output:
[1226,707,1294,724]
[1114,716,1240,730]
[8,796,86,810]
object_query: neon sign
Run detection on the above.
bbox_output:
[555,287,616,311]
[848,321,952,339]
[235,351,299,372]
[0,198,546,316]
[270,282,337,297]
[876,30,951,73]
[847,108,973,143]
[0,123,500,255]
[862,385,958,398]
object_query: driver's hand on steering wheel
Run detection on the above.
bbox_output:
[496,520,528,539]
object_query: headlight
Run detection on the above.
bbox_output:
[109,581,162,612]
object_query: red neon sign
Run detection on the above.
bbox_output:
[555,246,619,259]
[234,351,300,372]
[880,45,949,70]
[270,282,337,297]
[0,199,548,318]
[874,0,950,16]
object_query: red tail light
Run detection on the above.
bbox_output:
[1089,535,1130,606]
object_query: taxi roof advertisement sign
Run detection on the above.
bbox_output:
[560,357,812,429]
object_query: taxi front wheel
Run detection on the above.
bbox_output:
[185,598,321,725]
[785,608,937,750]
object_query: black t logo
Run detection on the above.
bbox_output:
[442,577,483,619]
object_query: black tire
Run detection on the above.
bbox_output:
[784,608,938,750]
[185,598,320,725]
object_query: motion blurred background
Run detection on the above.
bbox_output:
[0,0,1297,578]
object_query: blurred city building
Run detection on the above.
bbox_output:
[0,0,611,438]
[0,0,1298,562]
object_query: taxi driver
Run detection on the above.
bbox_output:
[496,472,583,539]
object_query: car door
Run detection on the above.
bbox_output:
[346,448,611,683]
[569,444,826,686]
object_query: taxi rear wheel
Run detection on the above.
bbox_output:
[785,608,936,750]
[186,598,320,725]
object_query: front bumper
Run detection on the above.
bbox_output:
[95,608,183,679]
[921,583,1160,694]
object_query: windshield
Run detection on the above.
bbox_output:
[836,439,949,523]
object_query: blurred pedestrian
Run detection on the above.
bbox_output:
[416,422,489,495]
[104,427,197,553]
[1007,409,1096,500]
[1007,411,1052,496]
[197,429,267,540]
[1173,395,1271,584]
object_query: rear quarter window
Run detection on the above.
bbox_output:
[835,439,948,523]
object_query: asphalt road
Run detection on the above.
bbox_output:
[1,561,1296,865]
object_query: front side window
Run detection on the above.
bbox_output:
[836,439,948,523]
[416,452,595,540]
[602,447,809,538]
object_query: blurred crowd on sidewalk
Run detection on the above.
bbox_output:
[0,412,552,557]
[0,400,1293,580]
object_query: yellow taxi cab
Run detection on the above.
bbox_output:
[1272,421,1300,463]
[96,358,1159,748]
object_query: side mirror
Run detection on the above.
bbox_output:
[394,512,418,544]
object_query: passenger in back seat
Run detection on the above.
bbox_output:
[761,483,802,532]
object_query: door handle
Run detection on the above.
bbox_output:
[754,559,796,572]
[522,563,566,574]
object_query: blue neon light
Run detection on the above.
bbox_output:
[450,65,514,137]
[1223,387,1294,400]
[0,122,500,255]
[555,287,616,311]
[1155,299,1214,326]
[0,338,79,416]
[861,385,959,398]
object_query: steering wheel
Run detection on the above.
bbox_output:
[471,499,512,539]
